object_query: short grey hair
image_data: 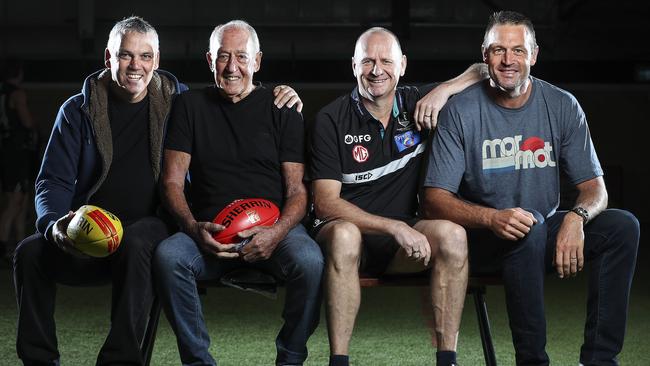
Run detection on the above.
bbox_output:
[209,20,260,55]
[107,16,159,55]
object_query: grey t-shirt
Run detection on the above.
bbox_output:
[424,77,603,218]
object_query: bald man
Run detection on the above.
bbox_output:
[308,27,486,366]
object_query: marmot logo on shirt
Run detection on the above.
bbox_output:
[482,135,556,173]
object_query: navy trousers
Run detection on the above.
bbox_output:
[468,209,639,366]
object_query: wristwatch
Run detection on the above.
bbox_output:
[570,206,589,224]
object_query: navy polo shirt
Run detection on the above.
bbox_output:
[309,84,435,220]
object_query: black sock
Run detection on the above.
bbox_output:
[329,354,349,366]
[436,350,457,366]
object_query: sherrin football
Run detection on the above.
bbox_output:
[212,198,280,244]
[66,205,123,257]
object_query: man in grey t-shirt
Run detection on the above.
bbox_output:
[423,11,639,366]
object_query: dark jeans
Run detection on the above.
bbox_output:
[13,216,170,366]
[153,224,324,366]
[468,209,639,366]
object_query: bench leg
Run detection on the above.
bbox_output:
[141,297,162,366]
[473,286,497,366]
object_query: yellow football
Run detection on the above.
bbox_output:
[66,205,123,257]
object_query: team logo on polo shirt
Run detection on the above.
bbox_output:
[352,145,369,163]
[394,130,421,152]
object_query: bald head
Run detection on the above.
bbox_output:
[352,27,407,102]
[353,27,403,62]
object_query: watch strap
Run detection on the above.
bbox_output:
[571,206,589,224]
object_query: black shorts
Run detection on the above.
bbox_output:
[309,217,419,276]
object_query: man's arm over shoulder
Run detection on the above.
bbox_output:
[35,96,85,237]
[271,102,308,228]
[414,63,488,130]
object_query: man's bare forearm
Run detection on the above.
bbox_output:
[274,162,308,235]
[314,192,409,236]
[161,149,197,233]
[161,181,196,233]
[437,63,488,95]
[422,187,496,229]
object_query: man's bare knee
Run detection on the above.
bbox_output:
[437,222,468,267]
[417,220,467,264]
[320,221,363,271]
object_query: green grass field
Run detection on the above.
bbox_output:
[1,261,648,365]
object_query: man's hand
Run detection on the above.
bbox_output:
[413,86,451,131]
[391,221,432,266]
[51,211,89,258]
[237,225,285,262]
[273,85,303,112]
[554,213,585,279]
[186,221,240,259]
[489,208,537,241]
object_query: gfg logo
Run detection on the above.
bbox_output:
[344,134,371,145]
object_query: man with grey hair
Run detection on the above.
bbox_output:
[12,15,181,366]
[309,26,487,366]
[154,19,323,365]
[423,10,639,365]
[11,16,301,366]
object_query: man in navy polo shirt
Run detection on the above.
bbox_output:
[308,27,487,366]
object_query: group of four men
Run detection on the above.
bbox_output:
[13,10,639,366]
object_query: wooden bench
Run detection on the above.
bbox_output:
[141,272,501,366]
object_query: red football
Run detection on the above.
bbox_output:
[212,198,280,244]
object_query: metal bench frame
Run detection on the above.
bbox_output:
[141,273,500,366]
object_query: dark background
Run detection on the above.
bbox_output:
[1,0,649,223]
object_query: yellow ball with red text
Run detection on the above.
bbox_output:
[66,205,123,257]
